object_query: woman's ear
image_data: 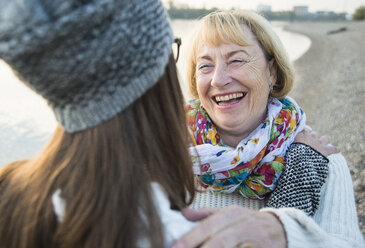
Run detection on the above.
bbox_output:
[268,58,278,86]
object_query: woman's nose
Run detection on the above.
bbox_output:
[211,63,231,88]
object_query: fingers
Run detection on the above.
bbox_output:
[237,244,254,248]
[172,208,227,248]
[198,222,249,248]
[173,207,286,248]
[171,219,214,248]
[294,129,341,157]
[319,135,330,145]
[239,245,254,248]
[318,135,340,155]
[181,208,218,221]
[325,144,341,155]
[294,129,313,143]
[172,206,251,248]
[310,131,319,139]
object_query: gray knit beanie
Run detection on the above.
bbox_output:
[0,0,173,132]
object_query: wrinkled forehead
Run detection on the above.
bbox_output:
[194,21,260,54]
[193,20,265,60]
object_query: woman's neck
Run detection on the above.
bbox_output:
[217,110,267,148]
[218,129,252,148]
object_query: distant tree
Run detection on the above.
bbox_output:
[353,6,365,20]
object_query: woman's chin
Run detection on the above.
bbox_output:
[216,120,250,134]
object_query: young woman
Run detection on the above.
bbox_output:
[0,0,196,247]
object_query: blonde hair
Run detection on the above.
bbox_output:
[186,9,294,99]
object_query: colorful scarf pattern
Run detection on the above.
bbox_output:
[186,96,306,200]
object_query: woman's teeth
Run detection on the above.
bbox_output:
[214,92,245,106]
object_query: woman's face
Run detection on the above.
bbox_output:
[195,25,277,138]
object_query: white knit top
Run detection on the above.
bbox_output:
[191,187,267,210]
[189,153,365,248]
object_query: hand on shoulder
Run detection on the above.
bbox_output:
[294,129,340,157]
[172,206,286,248]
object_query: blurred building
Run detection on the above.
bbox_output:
[293,6,309,16]
[257,4,272,13]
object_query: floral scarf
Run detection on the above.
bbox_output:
[186,96,306,200]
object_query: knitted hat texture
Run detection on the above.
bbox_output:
[0,0,173,132]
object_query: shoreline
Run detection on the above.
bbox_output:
[285,21,365,235]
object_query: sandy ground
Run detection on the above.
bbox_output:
[285,21,365,236]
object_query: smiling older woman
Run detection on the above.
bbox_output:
[174,9,365,248]
[185,9,322,202]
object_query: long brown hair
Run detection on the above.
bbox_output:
[0,56,195,248]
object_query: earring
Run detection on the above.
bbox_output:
[269,84,273,94]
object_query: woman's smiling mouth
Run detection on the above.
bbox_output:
[213,92,247,106]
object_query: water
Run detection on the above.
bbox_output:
[0,20,310,166]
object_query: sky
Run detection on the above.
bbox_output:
[162,0,365,14]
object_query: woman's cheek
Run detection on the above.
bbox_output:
[196,75,211,94]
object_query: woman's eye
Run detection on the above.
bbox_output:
[229,59,245,64]
[198,64,212,70]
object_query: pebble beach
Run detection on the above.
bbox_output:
[285,21,365,236]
